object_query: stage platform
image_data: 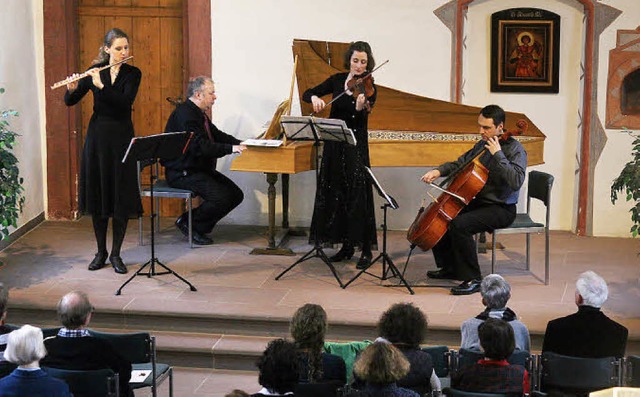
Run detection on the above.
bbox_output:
[0,217,639,395]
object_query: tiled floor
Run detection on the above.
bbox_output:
[1,217,639,395]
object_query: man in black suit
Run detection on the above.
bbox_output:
[542,271,628,358]
[42,291,132,396]
[162,76,246,245]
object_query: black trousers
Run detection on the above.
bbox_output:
[166,170,243,235]
[432,201,516,281]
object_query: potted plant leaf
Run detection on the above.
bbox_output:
[611,128,640,237]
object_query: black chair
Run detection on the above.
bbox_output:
[422,345,452,378]
[137,160,195,248]
[538,351,622,395]
[89,330,173,397]
[42,327,61,338]
[625,355,640,386]
[491,170,554,285]
[43,366,119,397]
[454,348,531,371]
[443,387,510,397]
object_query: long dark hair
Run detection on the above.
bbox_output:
[290,303,327,382]
[92,28,129,65]
[343,41,376,73]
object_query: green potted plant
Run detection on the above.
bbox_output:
[0,87,25,242]
[611,128,640,237]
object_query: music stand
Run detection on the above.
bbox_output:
[274,116,356,288]
[116,131,197,295]
[343,167,414,294]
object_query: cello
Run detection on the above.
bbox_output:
[406,119,528,251]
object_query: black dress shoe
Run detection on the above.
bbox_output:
[192,232,213,245]
[88,251,108,271]
[109,255,128,274]
[356,253,372,270]
[427,269,458,280]
[451,279,482,295]
[329,245,355,262]
[175,216,190,238]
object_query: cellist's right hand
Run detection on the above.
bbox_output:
[311,95,326,113]
[421,169,441,184]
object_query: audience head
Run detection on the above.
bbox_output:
[4,325,47,366]
[353,341,410,385]
[256,338,299,395]
[0,282,8,322]
[481,274,512,309]
[224,390,250,397]
[290,303,327,349]
[377,302,427,349]
[478,318,515,360]
[57,291,93,329]
[575,271,608,308]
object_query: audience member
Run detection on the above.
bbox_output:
[41,291,132,396]
[253,339,299,397]
[461,274,530,352]
[543,271,628,358]
[225,390,250,397]
[372,302,440,395]
[0,283,17,378]
[452,318,530,395]
[290,303,346,395]
[347,342,419,397]
[0,325,72,397]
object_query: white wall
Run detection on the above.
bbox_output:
[594,0,640,237]
[210,0,638,237]
[0,0,46,232]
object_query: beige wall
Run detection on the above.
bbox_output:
[0,0,46,234]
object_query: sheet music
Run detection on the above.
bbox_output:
[280,115,357,146]
[365,166,398,209]
[122,131,190,163]
[130,369,150,383]
[242,139,283,147]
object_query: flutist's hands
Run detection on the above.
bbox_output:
[66,73,80,92]
[87,68,104,90]
[232,145,247,154]
[421,169,441,184]
[311,95,326,113]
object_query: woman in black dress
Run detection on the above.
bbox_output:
[64,28,142,274]
[302,41,378,269]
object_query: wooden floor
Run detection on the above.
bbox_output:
[1,217,639,395]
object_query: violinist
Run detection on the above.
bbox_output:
[302,41,378,269]
[420,105,527,295]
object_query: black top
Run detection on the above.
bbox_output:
[64,62,143,218]
[42,335,132,396]
[302,73,377,248]
[162,99,242,180]
[296,352,347,396]
[542,305,628,358]
[437,136,527,205]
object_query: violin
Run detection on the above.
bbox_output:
[346,74,375,111]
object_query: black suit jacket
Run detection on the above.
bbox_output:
[161,99,241,179]
[542,305,628,358]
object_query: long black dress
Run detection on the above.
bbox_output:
[302,73,377,250]
[65,62,143,219]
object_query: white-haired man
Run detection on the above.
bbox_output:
[460,274,530,352]
[542,271,628,358]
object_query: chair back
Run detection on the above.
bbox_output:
[443,387,510,397]
[626,355,640,387]
[88,330,152,364]
[540,351,621,393]
[422,345,451,377]
[527,171,554,209]
[42,327,61,338]
[43,366,119,397]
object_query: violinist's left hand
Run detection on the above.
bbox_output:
[355,93,367,111]
[485,136,502,155]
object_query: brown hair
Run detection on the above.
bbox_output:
[353,342,410,385]
[342,41,376,73]
[93,28,129,65]
[290,303,327,382]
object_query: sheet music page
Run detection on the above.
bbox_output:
[130,369,150,383]
[365,166,398,209]
[242,139,283,147]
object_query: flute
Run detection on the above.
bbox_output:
[50,56,134,90]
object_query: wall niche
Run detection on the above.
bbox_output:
[607,26,640,129]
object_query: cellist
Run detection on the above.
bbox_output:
[420,105,527,295]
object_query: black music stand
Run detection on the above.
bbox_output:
[274,116,356,288]
[116,131,197,295]
[343,167,414,294]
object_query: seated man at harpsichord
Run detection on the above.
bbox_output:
[161,76,247,245]
[420,105,527,295]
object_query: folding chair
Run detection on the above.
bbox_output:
[89,330,173,397]
[491,170,554,285]
[43,366,119,397]
[422,345,452,378]
[137,160,195,248]
[538,351,622,394]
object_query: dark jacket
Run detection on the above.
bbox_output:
[542,305,628,358]
[162,99,241,180]
[0,368,72,397]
